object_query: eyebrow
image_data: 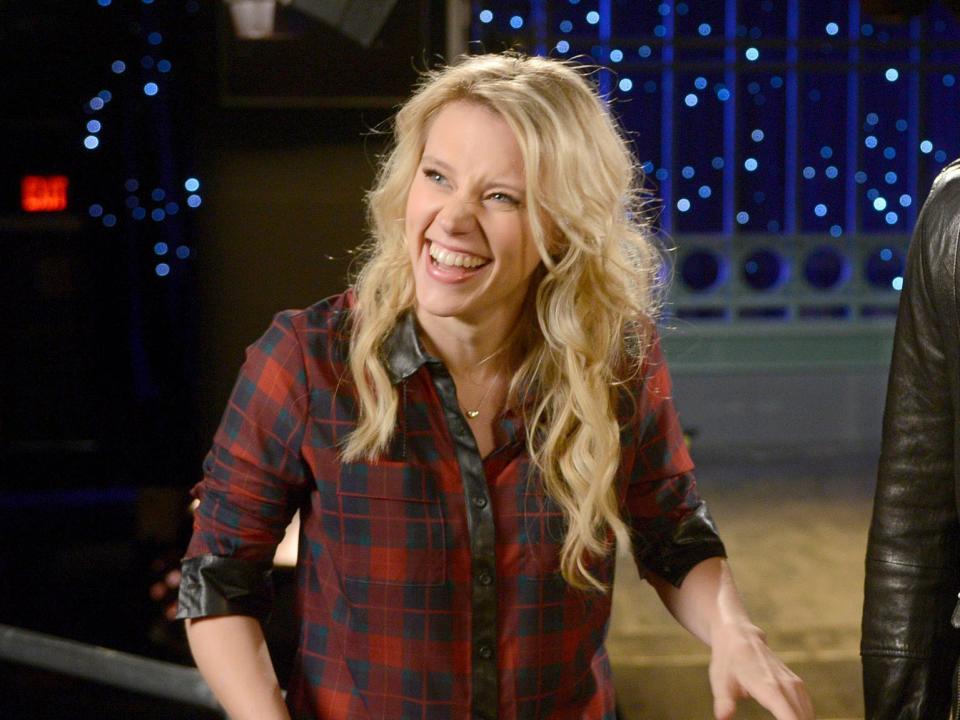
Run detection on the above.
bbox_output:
[420,154,525,194]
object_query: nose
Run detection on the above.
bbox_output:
[436,194,479,235]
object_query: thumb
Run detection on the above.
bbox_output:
[713,696,737,720]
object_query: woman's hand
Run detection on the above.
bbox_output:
[708,620,814,720]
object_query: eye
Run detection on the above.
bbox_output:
[422,168,448,186]
[486,191,519,206]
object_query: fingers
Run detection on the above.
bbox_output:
[743,669,814,720]
[713,696,737,720]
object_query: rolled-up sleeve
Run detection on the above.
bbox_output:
[177,311,311,621]
[623,332,726,587]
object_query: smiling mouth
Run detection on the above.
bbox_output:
[428,241,490,270]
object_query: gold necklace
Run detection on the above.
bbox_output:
[459,347,505,419]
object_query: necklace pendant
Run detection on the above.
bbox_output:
[465,409,480,419]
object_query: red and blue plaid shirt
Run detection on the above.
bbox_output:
[178,291,725,720]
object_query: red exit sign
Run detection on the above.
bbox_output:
[22,175,69,212]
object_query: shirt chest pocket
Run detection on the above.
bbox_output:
[335,462,446,587]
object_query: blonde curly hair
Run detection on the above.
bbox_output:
[343,52,662,591]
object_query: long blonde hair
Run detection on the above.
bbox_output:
[343,53,662,591]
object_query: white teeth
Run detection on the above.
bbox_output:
[429,243,487,269]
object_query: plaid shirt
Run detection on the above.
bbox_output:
[178,292,725,720]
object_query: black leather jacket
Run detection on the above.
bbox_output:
[862,159,960,719]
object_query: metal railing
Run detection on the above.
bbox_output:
[0,622,224,716]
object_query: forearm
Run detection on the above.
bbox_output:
[186,615,290,720]
[647,556,753,646]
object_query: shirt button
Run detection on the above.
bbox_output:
[477,570,493,586]
[472,496,488,509]
[478,644,493,659]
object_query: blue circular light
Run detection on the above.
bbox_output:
[143,82,159,96]
[84,135,99,150]
[655,168,668,181]
[677,198,691,212]
[165,201,179,214]
[936,150,948,162]
[684,93,699,107]
[698,23,711,36]
[148,31,162,45]
[699,185,712,199]
[711,156,724,170]
[681,166,695,179]
[745,47,759,61]
[559,19,573,32]
[154,242,169,256]
[748,82,761,95]
[126,195,139,208]
[885,68,899,82]
[751,129,764,142]
[677,2,689,14]
[155,263,171,277]
[895,119,908,132]
[157,59,172,73]
[692,77,706,91]
[920,140,933,153]
[770,75,784,89]
[873,197,888,211]
[187,194,202,208]
[176,245,191,259]
[586,10,600,24]
[814,203,828,217]
[610,49,623,62]
[618,78,633,92]
[151,208,166,222]
[867,188,880,200]
[944,74,956,87]
[865,135,878,149]
[767,220,781,232]
[736,211,750,224]
[641,161,654,174]
[803,166,815,179]
[151,188,165,201]
[899,194,912,207]
[716,87,731,101]
[89,204,104,218]
[883,146,896,159]
[97,0,111,6]
[509,15,523,29]
[804,246,848,289]
[884,171,898,184]
[862,23,874,36]
[125,178,139,192]
[638,45,652,58]
[680,250,725,293]
[820,145,833,159]
[825,166,838,179]
[825,22,839,36]
[111,60,126,74]
[742,248,785,290]
[89,97,105,111]
[830,224,842,237]
[866,112,879,125]
[132,207,146,220]
[744,158,758,172]
[892,276,904,291]
[880,248,893,261]
[556,40,570,53]
[184,177,200,192]
[885,211,899,225]
[658,3,670,15]
[479,9,493,23]
[102,214,117,227]
[654,24,666,37]
[98,89,112,102]
[855,171,867,184]
[87,120,101,133]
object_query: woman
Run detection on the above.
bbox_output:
[178,53,813,720]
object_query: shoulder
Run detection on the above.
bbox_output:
[917,159,960,246]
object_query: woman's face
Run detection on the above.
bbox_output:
[404,100,542,329]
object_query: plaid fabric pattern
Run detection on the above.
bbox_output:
[179,292,725,720]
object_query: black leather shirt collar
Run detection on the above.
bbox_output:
[384,311,437,384]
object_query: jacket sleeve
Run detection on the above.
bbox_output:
[624,331,726,588]
[861,164,960,719]
[177,311,311,622]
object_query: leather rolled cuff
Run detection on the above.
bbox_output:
[639,502,727,587]
[176,554,274,622]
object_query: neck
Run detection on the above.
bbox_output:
[415,308,519,379]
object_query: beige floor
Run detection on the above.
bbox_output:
[608,452,874,719]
